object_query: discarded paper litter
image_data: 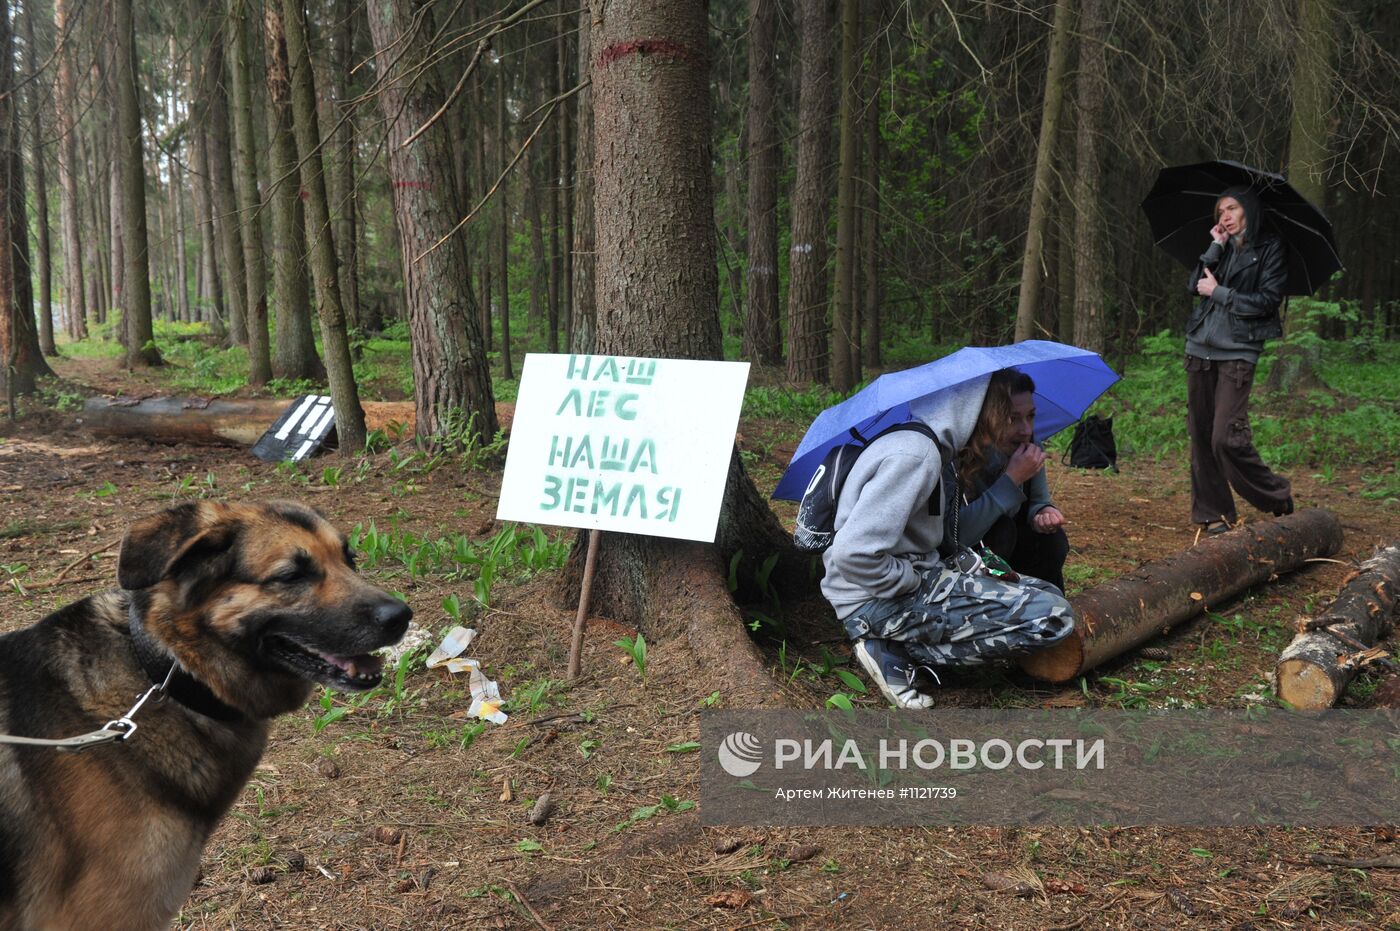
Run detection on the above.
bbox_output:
[426,626,507,725]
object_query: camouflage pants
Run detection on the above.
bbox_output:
[842,551,1075,668]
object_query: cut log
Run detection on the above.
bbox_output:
[1020,509,1343,683]
[1275,544,1400,710]
[80,396,417,447]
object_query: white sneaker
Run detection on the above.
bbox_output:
[853,639,936,710]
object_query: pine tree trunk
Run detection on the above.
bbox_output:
[200,27,248,346]
[20,0,54,356]
[861,22,881,370]
[263,2,323,382]
[473,70,491,355]
[568,3,595,354]
[786,0,834,384]
[1071,0,1106,354]
[365,0,499,447]
[167,42,191,325]
[113,0,161,366]
[281,0,365,453]
[1287,0,1332,211]
[227,0,272,384]
[557,5,574,348]
[331,0,362,333]
[546,30,561,354]
[742,0,780,366]
[52,0,86,341]
[830,0,859,392]
[525,151,548,334]
[582,0,784,704]
[1013,0,1072,343]
[495,57,514,381]
[0,5,15,401]
[191,125,225,333]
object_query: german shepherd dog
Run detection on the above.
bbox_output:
[0,501,411,931]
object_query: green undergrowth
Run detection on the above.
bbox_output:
[349,520,572,611]
[1087,330,1400,472]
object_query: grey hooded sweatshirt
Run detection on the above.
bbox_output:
[820,374,991,620]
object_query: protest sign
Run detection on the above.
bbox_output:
[496,354,750,543]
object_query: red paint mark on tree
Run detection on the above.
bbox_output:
[298,190,309,201]
[596,38,696,69]
[392,180,433,190]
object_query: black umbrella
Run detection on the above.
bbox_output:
[1141,159,1342,296]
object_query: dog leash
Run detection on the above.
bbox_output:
[0,663,175,752]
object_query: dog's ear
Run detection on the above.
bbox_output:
[118,503,237,590]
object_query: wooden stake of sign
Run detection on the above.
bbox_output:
[1275,543,1400,710]
[567,529,602,681]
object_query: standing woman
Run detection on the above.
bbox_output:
[1185,187,1294,533]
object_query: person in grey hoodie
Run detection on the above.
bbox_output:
[821,374,1076,709]
[1185,186,1294,533]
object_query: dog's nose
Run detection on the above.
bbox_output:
[373,598,413,638]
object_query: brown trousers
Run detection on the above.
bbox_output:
[1185,355,1292,524]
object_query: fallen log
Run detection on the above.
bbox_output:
[1275,543,1400,710]
[1020,509,1343,684]
[80,396,417,447]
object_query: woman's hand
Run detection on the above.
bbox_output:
[1032,506,1066,534]
[1196,267,1218,298]
[1210,223,1228,245]
[1006,443,1046,485]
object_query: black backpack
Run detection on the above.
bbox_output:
[793,422,942,553]
[1065,415,1118,471]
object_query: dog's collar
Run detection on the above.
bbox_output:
[127,603,244,723]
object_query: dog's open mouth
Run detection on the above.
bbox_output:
[264,635,385,691]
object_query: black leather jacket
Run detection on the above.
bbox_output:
[1186,234,1286,345]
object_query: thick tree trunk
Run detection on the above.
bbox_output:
[1276,544,1400,710]
[114,0,161,367]
[742,0,780,366]
[830,0,859,393]
[52,0,86,341]
[365,0,498,447]
[584,0,781,705]
[1071,0,1107,353]
[21,0,55,356]
[1287,0,1333,211]
[1021,510,1344,683]
[785,0,834,384]
[263,4,323,382]
[199,26,247,346]
[281,0,365,453]
[1013,0,1072,343]
[227,0,272,385]
[568,4,595,354]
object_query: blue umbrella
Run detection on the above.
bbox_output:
[772,340,1121,500]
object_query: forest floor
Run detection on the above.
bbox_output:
[1,353,1398,930]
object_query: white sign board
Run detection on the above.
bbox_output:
[496,354,750,543]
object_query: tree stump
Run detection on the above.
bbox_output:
[1276,544,1400,709]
